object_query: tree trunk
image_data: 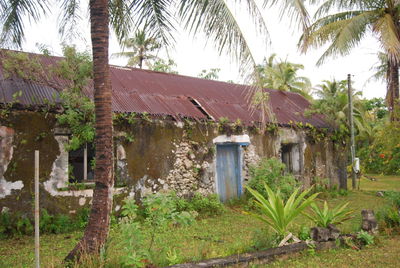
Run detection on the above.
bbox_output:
[387,60,399,121]
[65,0,114,261]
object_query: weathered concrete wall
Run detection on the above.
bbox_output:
[0,111,346,215]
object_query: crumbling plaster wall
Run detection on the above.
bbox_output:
[1,111,346,215]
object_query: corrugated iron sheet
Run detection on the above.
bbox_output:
[0,50,330,128]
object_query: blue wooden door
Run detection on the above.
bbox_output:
[216,144,241,202]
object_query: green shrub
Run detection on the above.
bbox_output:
[0,208,89,237]
[358,123,400,175]
[357,230,374,246]
[298,226,311,241]
[118,194,197,267]
[377,191,400,229]
[246,184,319,237]
[305,201,353,228]
[247,157,300,201]
[175,193,225,217]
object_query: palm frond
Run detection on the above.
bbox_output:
[58,0,81,41]
[129,0,176,46]
[373,13,400,63]
[0,0,50,48]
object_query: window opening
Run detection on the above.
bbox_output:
[68,143,95,183]
[281,143,301,174]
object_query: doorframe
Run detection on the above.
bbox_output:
[213,134,250,200]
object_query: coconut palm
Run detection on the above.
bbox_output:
[256,54,312,99]
[0,0,314,261]
[300,0,400,121]
[113,28,160,68]
[311,79,367,133]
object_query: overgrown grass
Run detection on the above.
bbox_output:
[0,175,396,267]
[266,235,400,267]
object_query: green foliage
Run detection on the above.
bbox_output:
[297,226,311,241]
[255,54,312,99]
[118,194,197,267]
[305,201,353,228]
[358,123,400,175]
[0,208,89,237]
[357,230,374,246]
[247,157,300,201]
[174,193,225,217]
[54,46,95,151]
[197,68,220,80]
[246,184,319,237]
[148,58,178,74]
[377,191,400,229]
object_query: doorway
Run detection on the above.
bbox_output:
[216,144,242,202]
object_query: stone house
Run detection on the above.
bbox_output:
[0,50,347,214]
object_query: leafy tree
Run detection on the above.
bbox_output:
[256,54,312,99]
[300,0,400,120]
[112,27,160,68]
[148,58,178,74]
[198,68,220,80]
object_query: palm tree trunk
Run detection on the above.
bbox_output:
[65,0,114,261]
[387,60,399,121]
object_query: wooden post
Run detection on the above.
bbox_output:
[347,74,356,189]
[35,150,40,268]
[84,143,88,181]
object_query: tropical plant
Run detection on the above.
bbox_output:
[256,54,312,99]
[300,0,400,120]
[112,27,161,68]
[357,230,374,246]
[307,79,370,139]
[246,184,319,237]
[305,201,353,228]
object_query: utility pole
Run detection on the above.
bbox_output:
[347,74,356,189]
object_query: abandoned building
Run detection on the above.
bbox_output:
[0,50,347,214]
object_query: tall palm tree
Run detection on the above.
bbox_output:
[113,28,160,68]
[311,79,366,132]
[0,0,313,261]
[300,0,400,121]
[256,54,312,99]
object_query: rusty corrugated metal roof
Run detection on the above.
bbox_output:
[0,50,329,128]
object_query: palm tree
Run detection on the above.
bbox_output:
[0,0,314,261]
[113,28,160,68]
[256,54,312,99]
[300,0,400,121]
[311,79,366,132]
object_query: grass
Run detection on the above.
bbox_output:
[265,235,400,267]
[0,175,397,267]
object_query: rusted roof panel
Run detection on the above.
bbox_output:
[0,50,331,128]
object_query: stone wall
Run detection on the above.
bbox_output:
[0,111,347,215]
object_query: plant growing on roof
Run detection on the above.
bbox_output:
[305,201,353,228]
[246,184,319,238]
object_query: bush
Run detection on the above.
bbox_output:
[358,123,400,175]
[376,191,400,229]
[118,194,198,267]
[174,193,225,217]
[0,208,89,237]
[305,201,353,228]
[247,157,300,201]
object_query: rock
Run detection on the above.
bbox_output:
[184,159,193,169]
[361,209,378,233]
[327,224,340,240]
[311,225,340,242]
[311,227,331,242]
